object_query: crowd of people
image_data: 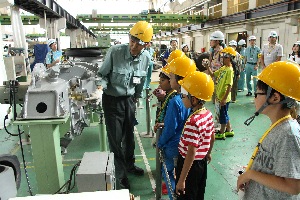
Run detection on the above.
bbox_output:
[95,20,300,199]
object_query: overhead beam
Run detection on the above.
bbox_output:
[89,25,174,34]
[0,15,40,25]
[77,14,207,24]
[14,0,96,38]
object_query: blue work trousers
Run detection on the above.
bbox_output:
[161,147,178,200]
[245,64,258,93]
[238,69,245,91]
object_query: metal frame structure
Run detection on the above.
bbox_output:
[76,13,207,24]
[14,0,96,38]
[155,0,300,37]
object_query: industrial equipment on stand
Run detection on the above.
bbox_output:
[0,48,115,197]
[0,48,104,152]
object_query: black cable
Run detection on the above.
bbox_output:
[3,115,24,136]
[3,82,24,136]
[8,80,33,195]
[54,160,81,194]
[18,125,33,196]
[54,180,71,194]
[67,161,81,193]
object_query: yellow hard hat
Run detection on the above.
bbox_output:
[256,61,300,101]
[221,47,237,57]
[167,49,185,63]
[129,21,153,43]
[178,71,214,101]
[161,64,171,76]
[168,56,196,77]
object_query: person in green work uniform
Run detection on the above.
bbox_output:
[97,21,153,190]
[238,61,300,199]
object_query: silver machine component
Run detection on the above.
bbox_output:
[0,48,104,153]
[22,71,70,119]
[22,60,101,132]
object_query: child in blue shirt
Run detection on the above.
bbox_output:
[157,56,196,199]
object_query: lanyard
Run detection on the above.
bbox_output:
[156,90,176,123]
[267,44,276,54]
[181,107,206,135]
[246,115,291,171]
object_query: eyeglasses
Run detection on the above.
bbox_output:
[129,35,148,46]
[254,92,267,98]
[222,54,230,59]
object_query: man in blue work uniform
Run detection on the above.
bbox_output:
[237,39,246,92]
[45,39,62,68]
[97,21,153,190]
[244,36,261,96]
[162,38,178,67]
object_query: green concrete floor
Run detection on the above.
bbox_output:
[0,81,270,200]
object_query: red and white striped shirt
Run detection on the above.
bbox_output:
[178,110,214,160]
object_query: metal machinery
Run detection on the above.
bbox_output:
[0,47,109,194]
[1,48,104,150]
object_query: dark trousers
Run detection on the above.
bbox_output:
[102,93,136,181]
[175,155,207,200]
[231,76,238,102]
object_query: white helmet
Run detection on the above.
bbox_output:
[248,35,256,41]
[210,31,224,41]
[238,39,246,46]
[181,43,188,49]
[47,39,56,47]
[269,31,278,38]
[294,41,300,45]
[228,40,237,46]
[170,38,178,44]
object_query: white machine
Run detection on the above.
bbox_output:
[8,190,130,200]
[0,165,17,200]
[76,151,115,192]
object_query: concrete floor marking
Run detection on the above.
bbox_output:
[134,128,156,190]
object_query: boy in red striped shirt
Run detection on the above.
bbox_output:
[175,71,215,200]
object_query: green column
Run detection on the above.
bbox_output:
[14,117,69,194]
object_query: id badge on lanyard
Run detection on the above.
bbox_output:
[133,76,141,84]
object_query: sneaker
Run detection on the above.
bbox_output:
[238,89,244,92]
[120,178,130,190]
[162,182,168,195]
[225,129,234,137]
[230,100,236,103]
[246,92,252,96]
[127,165,144,176]
[215,130,226,140]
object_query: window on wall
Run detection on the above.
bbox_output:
[227,0,249,15]
[256,0,282,7]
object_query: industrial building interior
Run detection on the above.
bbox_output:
[0,0,300,199]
